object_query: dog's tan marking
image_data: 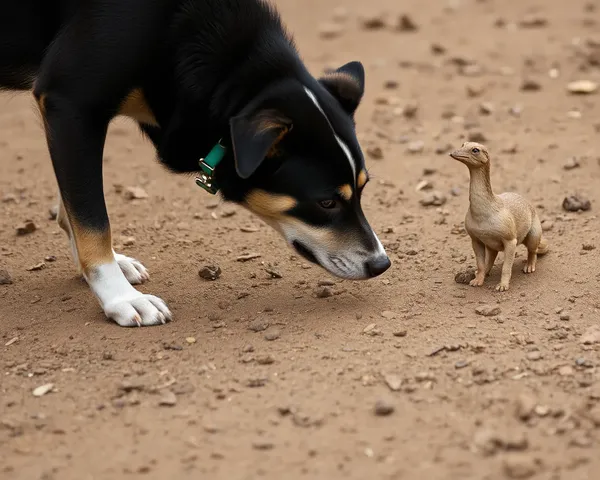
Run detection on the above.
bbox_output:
[119,89,158,126]
[245,189,297,220]
[357,170,368,188]
[267,126,291,158]
[338,184,353,201]
[68,217,114,273]
[37,94,47,117]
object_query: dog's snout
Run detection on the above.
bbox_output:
[365,256,391,278]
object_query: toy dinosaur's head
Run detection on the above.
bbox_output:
[449,142,490,168]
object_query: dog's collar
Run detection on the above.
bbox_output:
[195,139,226,195]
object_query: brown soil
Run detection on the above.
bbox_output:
[1,1,600,479]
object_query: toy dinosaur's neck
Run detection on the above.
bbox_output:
[468,164,495,214]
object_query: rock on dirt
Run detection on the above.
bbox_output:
[237,253,261,262]
[26,262,46,272]
[158,390,177,407]
[562,195,591,212]
[515,394,538,421]
[475,305,501,317]
[373,399,395,416]
[455,269,476,285]
[580,325,600,345]
[199,265,222,281]
[502,453,540,478]
[264,329,280,341]
[419,192,446,207]
[33,383,54,397]
[315,286,333,298]
[359,13,386,30]
[395,14,418,32]
[0,269,13,285]
[567,80,598,94]
[248,320,270,332]
[366,145,384,160]
[16,220,36,236]
[319,22,344,39]
[124,186,148,200]
[383,373,403,391]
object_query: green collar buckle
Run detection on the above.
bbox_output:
[195,140,226,195]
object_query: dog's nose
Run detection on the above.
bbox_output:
[365,256,391,278]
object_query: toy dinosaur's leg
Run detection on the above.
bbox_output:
[496,239,517,291]
[469,238,486,287]
[523,219,543,273]
[484,247,498,276]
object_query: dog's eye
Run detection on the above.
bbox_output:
[471,148,480,154]
[319,200,337,209]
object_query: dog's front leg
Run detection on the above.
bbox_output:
[38,94,172,327]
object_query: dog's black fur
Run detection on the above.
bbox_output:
[1,0,390,326]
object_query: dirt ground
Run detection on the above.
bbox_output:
[1,0,600,478]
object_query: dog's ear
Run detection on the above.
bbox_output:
[319,61,365,115]
[229,110,291,179]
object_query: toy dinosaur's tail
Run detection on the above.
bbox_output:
[537,238,549,255]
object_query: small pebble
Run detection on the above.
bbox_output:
[475,305,501,317]
[199,265,222,281]
[383,373,403,391]
[248,320,269,332]
[521,79,542,91]
[562,195,591,212]
[16,221,37,236]
[374,399,395,416]
[315,286,333,298]
[563,157,580,170]
[264,329,280,341]
[124,186,148,200]
[503,454,539,478]
[407,140,424,154]
[526,351,542,361]
[366,145,384,160]
[257,355,275,365]
[26,262,46,272]
[395,14,418,32]
[515,393,538,421]
[567,80,598,94]
[0,269,13,285]
[468,131,487,142]
[359,13,386,30]
[455,269,476,285]
[580,325,600,345]
[318,22,344,39]
[419,191,446,207]
[33,383,54,397]
[158,390,177,407]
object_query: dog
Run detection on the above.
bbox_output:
[1,0,391,327]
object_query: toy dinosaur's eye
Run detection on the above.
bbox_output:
[471,148,480,154]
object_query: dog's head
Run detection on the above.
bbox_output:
[220,61,390,280]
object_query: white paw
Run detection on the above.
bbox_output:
[103,292,172,327]
[114,253,149,285]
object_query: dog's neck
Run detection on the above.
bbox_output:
[141,1,304,182]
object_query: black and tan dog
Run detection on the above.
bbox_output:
[1,0,391,327]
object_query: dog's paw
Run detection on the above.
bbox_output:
[114,253,149,285]
[104,293,172,327]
